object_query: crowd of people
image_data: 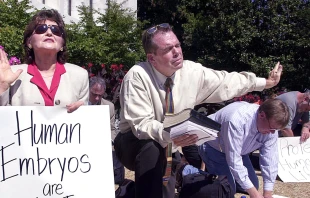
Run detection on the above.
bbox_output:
[1,8,310,198]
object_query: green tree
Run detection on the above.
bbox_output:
[67,1,145,73]
[137,0,185,46]
[0,0,34,59]
[178,0,310,90]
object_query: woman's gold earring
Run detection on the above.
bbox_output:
[28,44,32,49]
[60,47,63,51]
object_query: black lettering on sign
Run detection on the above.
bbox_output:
[0,142,18,182]
[14,110,81,146]
[42,183,64,196]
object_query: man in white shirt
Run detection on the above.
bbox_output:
[114,23,283,198]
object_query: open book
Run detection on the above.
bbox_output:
[163,108,221,145]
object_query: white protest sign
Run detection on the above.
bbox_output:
[278,137,310,182]
[0,106,114,198]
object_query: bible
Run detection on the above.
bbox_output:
[163,108,221,145]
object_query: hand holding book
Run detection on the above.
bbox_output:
[171,133,199,147]
[163,108,221,146]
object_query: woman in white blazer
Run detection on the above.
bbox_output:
[0,9,88,112]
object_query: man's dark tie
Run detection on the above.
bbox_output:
[164,77,174,114]
[163,77,174,186]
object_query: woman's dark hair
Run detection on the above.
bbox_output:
[23,9,68,64]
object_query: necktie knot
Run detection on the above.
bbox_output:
[164,77,173,91]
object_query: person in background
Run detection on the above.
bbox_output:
[114,23,283,198]
[0,9,88,111]
[276,90,310,142]
[89,76,116,138]
[180,99,290,198]
[88,76,124,184]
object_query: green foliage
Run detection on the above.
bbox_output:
[176,0,310,90]
[66,1,145,72]
[0,0,34,59]
[0,0,34,27]
[137,0,186,44]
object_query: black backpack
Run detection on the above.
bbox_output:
[179,172,233,198]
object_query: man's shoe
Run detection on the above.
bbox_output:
[115,179,135,198]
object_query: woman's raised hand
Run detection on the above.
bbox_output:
[0,49,23,93]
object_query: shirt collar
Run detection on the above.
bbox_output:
[150,63,176,89]
[28,62,66,76]
[27,61,66,92]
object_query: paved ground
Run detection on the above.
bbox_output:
[115,168,309,198]
[235,170,310,198]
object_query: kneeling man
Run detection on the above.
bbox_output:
[181,99,289,198]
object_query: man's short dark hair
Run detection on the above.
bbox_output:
[259,98,290,129]
[142,23,172,54]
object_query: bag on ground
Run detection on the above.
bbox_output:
[179,171,233,198]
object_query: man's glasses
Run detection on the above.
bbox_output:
[147,23,170,35]
[304,88,310,105]
[266,118,278,133]
[34,24,63,37]
[90,91,103,98]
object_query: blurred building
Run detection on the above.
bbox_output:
[29,0,137,24]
